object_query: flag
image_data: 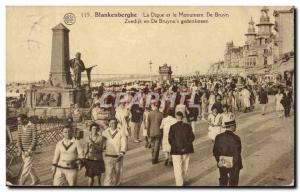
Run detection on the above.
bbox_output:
[85,65,97,83]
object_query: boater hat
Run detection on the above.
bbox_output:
[224,120,236,128]
[120,98,127,103]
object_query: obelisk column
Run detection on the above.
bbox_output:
[49,23,72,87]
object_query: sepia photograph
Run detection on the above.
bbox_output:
[5,6,295,187]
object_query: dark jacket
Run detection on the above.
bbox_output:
[213,131,243,169]
[168,121,195,155]
[98,86,104,97]
[147,109,164,137]
[130,104,143,123]
[212,102,223,113]
[258,90,268,104]
[281,92,293,108]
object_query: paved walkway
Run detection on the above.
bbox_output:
[8,96,294,186]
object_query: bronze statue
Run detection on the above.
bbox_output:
[69,52,97,88]
[70,52,86,88]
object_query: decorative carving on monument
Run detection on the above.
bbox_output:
[36,92,44,106]
[36,91,61,107]
[49,92,61,107]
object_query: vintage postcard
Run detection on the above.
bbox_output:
[6,6,295,187]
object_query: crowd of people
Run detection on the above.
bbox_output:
[15,74,294,187]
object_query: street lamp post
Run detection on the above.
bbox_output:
[149,60,153,81]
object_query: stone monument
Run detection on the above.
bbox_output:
[49,23,73,87]
[26,23,90,118]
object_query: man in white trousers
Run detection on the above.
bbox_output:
[52,125,84,186]
[102,118,127,186]
[168,111,195,186]
[17,114,39,186]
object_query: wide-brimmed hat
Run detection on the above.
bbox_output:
[120,98,127,103]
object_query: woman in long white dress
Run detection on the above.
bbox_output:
[274,89,284,118]
[241,87,251,112]
[207,106,223,142]
[115,98,130,149]
[201,92,209,121]
[208,92,216,114]
[160,111,177,166]
[141,107,151,148]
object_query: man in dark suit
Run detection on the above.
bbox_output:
[213,120,242,186]
[147,102,164,164]
[169,111,195,186]
[97,83,105,98]
[258,87,268,115]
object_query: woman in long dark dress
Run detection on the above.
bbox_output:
[281,89,293,118]
[85,123,105,186]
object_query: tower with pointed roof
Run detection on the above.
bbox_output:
[255,6,274,67]
[245,17,257,45]
[243,17,258,68]
[256,6,274,38]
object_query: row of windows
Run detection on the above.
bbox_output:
[245,57,268,66]
[245,58,256,66]
[245,38,270,50]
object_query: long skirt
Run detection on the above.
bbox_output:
[243,98,250,108]
[208,126,225,141]
[276,103,284,111]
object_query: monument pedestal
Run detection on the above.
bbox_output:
[26,86,75,118]
[26,85,90,118]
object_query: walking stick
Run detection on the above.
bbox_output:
[52,166,57,181]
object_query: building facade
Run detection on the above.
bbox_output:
[159,64,172,83]
[208,61,224,75]
[224,41,244,68]
[272,7,294,87]
[243,7,276,69]
[208,6,294,76]
[273,8,294,59]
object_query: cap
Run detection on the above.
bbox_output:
[175,111,184,117]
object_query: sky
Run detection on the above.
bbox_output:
[6,6,292,82]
